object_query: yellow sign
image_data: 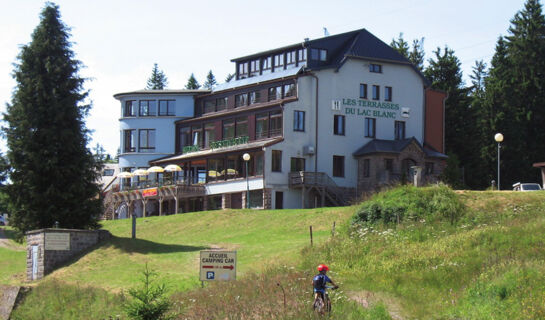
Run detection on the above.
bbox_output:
[45,232,70,250]
[199,251,236,281]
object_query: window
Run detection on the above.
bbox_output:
[223,119,235,140]
[235,93,247,107]
[310,48,327,61]
[178,126,190,152]
[372,85,380,100]
[250,59,260,75]
[425,162,434,175]
[159,100,175,116]
[124,100,136,117]
[139,100,156,116]
[284,83,296,98]
[286,51,296,65]
[204,100,215,113]
[395,121,406,140]
[139,129,155,153]
[249,91,261,104]
[334,115,345,135]
[272,150,282,172]
[294,111,305,132]
[263,56,272,70]
[298,49,307,62]
[191,125,202,146]
[333,155,345,177]
[369,64,382,73]
[256,112,269,139]
[235,116,248,137]
[274,54,284,69]
[359,84,367,99]
[270,110,282,136]
[385,159,393,173]
[363,159,370,177]
[365,118,376,138]
[238,62,248,77]
[216,97,227,111]
[123,130,136,152]
[290,157,305,172]
[103,169,115,176]
[385,86,392,102]
[204,123,216,148]
[268,86,282,101]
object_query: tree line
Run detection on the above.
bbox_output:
[391,0,545,190]
[146,64,235,90]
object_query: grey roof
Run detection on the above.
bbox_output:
[113,89,210,99]
[213,67,302,92]
[353,137,447,159]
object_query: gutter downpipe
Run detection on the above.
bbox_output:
[308,72,319,176]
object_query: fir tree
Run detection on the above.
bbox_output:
[483,0,545,188]
[225,73,235,83]
[185,73,200,89]
[2,3,102,234]
[390,33,410,58]
[409,38,425,71]
[203,70,217,90]
[146,63,168,90]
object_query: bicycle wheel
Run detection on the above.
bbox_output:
[313,296,325,314]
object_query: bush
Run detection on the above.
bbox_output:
[351,185,465,226]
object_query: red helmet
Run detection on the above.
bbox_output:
[317,264,329,272]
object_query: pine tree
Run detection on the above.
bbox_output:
[185,73,200,89]
[2,3,102,234]
[203,70,217,90]
[146,63,168,90]
[425,46,474,188]
[390,33,410,58]
[225,73,235,83]
[483,0,545,188]
[409,38,425,71]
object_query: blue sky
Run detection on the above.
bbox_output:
[0,0,531,156]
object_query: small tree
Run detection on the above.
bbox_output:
[124,264,173,320]
[185,73,200,89]
[203,70,217,90]
[225,73,235,83]
[146,63,168,90]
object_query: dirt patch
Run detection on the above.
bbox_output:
[0,228,25,251]
[347,290,405,320]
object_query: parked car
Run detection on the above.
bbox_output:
[512,182,542,191]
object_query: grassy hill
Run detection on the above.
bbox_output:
[5,188,545,319]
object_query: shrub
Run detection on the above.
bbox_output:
[352,185,465,226]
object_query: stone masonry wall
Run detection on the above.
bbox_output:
[26,229,111,281]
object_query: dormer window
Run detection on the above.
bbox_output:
[263,56,272,70]
[238,62,249,78]
[250,60,260,76]
[274,54,284,69]
[310,48,327,61]
[298,49,307,62]
[286,51,296,65]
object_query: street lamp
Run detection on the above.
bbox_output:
[243,153,251,209]
[495,133,504,190]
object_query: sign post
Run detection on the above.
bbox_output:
[199,250,236,282]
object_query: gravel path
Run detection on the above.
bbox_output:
[0,227,24,251]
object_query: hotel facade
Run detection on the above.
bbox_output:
[107,28,447,218]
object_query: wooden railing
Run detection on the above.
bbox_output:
[289,171,347,205]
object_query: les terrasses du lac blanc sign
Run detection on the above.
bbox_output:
[340,98,408,119]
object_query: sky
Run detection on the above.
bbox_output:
[0,0,532,156]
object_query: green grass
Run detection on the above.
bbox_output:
[0,227,26,285]
[38,207,351,292]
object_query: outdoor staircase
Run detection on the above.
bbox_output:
[289,172,355,208]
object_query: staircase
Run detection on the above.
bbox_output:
[289,172,353,207]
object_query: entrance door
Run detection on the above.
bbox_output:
[275,191,284,209]
[31,245,39,280]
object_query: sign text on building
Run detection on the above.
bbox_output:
[142,188,158,197]
[45,232,70,251]
[199,250,236,281]
[341,98,402,119]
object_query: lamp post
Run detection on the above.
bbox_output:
[495,133,504,190]
[243,153,251,209]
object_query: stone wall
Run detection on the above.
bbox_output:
[26,229,111,281]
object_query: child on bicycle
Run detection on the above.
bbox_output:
[312,264,338,302]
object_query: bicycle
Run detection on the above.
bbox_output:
[313,285,337,315]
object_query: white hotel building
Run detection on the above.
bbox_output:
[108,28,447,217]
